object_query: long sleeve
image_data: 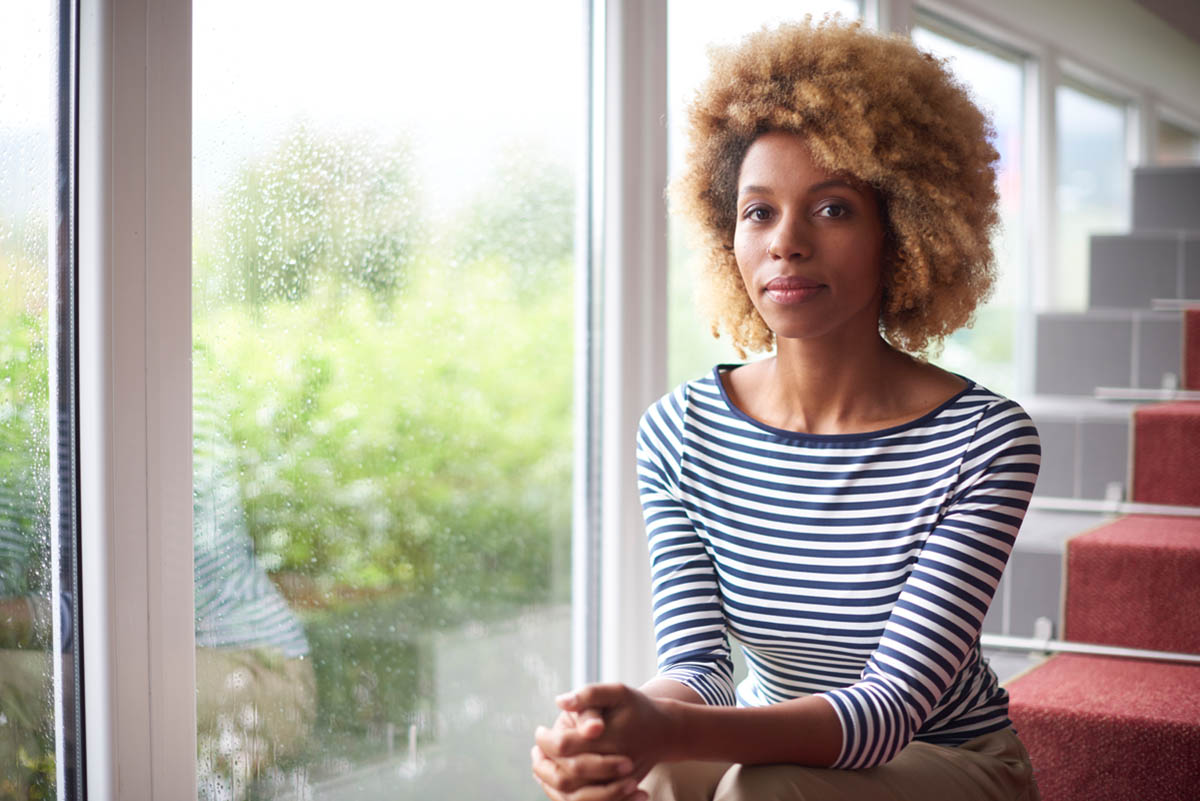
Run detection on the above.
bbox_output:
[637,388,736,707]
[820,399,1040,768]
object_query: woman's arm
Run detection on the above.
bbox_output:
[636,391,738,704]
[545,683,843,770]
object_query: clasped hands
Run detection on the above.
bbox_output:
[531,683,676,801]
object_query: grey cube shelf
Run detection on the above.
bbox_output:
[1035,310,1181,396]
[1132,165,1200,233]
[1088,233,1200,309]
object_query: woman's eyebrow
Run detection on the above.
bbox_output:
[807,178,860,194]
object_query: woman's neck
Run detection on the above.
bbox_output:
[759,333,904,434]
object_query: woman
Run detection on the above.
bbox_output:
[533,19,1041,801]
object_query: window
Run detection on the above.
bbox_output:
[911,20,1028,394]
[1,0,81,796]
[1055,82,1131,310]
[666,0,861,386]
[192,1,582,797]
[34,1,1200,796]
[1156,116,1200,165]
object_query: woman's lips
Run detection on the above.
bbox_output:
[765,276,825,305]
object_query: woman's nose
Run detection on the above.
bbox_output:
[766,215,812,261]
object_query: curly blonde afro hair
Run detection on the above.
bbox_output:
[673,18,1000,357]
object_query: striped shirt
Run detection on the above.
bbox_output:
[1,391,308,657]
[637,366,1040,769]
[193,386,309,657]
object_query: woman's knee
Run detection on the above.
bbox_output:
[713,763,829,801]
[641,760,730,801]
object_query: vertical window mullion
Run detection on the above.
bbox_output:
[78,0,195,797]
[599,0,668,684]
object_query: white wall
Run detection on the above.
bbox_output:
[933,0,1200,121]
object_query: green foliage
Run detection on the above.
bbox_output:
[455,142,575,297]
[0,244,50,599]
[195,246,573,609]
[202,126,422,307]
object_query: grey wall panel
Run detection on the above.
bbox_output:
[1078,419,1130,499]
[1006,549,1063,638]
[1032,418,1078,498]
[1186,237,1200,300]
[1035,314,1133,395]
[1088,234,1178,309]
[1132,166,1200,232]
[1135,315,1182,389]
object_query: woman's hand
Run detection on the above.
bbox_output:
[542,683,681,784]
[532,708,645,801]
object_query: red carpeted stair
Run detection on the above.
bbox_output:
[1001,164,1200,800]
[1131,402,1200,506]
[1063,515,1200,654]
[1006,276,1200,799]
[1008,513,1200,799]
[1007,654,1200,801]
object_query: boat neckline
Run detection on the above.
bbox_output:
[710,363,977,442]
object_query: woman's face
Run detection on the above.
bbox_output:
[733,130,886,347]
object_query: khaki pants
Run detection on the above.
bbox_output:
[642,728,1040,801]
[195,647,317,801]
[2,647,315,801]
[0,649,55,800]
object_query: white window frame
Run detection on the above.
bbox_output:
[909,8,1040,395]
[79,0,196,797]
[78,0,625,796]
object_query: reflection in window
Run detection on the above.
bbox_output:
[0,1,58,796]
[193,1,580,797]
[667,0,861,386]
[1056,83,1130,310]
[911,22,1026,394]
[1156,117,1200,165]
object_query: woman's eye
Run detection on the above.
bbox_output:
[744,206,772,222]
[817,203,848,219]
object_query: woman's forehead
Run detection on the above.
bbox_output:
[738,132,864,194]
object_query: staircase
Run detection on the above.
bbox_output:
[1001,165,1200,801]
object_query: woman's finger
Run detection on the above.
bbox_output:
[532,745,643,798]
[546,752,635,791]
[536,722,608,758]
[574,706,605,739]
[556,683,628,713]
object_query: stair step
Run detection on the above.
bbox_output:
[1007,653,1200,801]
[1132,402,1200,506]
[1065,515,1200,653]
[1035,311,1181,396]
[1187,310,1199,391]
[1088,233,1200,309]
[1133,165,1200,232]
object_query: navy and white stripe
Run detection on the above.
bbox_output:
[638,366,1040,769]
[189,386,309,657]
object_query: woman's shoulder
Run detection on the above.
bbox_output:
[642,365,730,420]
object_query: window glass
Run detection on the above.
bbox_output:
[193,2,580,798]
[667,0,861,387]
[0,1,60,797]
[912,24,1025,394]
[1056,83,1130,310]
[1156,117,1200,165]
